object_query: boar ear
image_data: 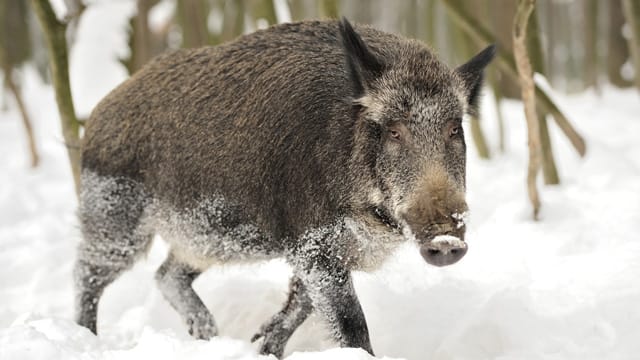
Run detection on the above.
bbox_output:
[339,17,385,97]
[455,44,496,113]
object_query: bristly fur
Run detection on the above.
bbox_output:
[75,18,494,358]
[338,17,386,97]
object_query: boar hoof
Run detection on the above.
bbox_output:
[186,314,218,340]
[251,318,288,358]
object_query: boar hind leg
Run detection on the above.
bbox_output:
[252,275,313,358]
[155,253,217,339]
[74,172,152,334]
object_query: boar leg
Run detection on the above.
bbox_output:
[155,253,217,339]
[252,275,313,358]
[297,260,374,355]
[74,174,152,334]
[74,234,151,334]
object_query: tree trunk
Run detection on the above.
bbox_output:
[583,0,599,89]
[608,0,632,87]
[513,0,541,219]
[563,1,581,91]
[130,0,154,72]
[248,0,278,26]
[0,0,31,67]
[537,113,558,183]
[469,115,491,159]
[318,0,339,19]
[221,0,245,42]
[4,68,39,167]
[449,0,490,159]
[400,0,418,38]
[622,0,640,90]
[491,75,506,153]
[538,0,555,85]
[288,0,307,21]
[421,0,437,46]
[31,0,82,196]
[342,0,372,25]
[123,0,171,74]
[488,0,519,99]
[1,0,39,167]
[178,0,210,48]
[477,0,506,153]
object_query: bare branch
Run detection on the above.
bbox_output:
[513,0,541,219]
[4,69,39,167]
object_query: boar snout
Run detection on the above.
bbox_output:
[403,210,469,267]
[413,216,467,266]
[402,168,469,266]
[420,234,467,267]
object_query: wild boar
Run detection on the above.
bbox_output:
[74,18,495,357]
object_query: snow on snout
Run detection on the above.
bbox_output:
[430,235,467,250]
[451,211,468,229]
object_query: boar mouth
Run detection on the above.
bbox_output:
[369,205,468,266]
[371,205,402,233]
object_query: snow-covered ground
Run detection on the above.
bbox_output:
[2,3,640,360]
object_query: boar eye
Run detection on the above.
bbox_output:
[389,129,401,140]
[447,119,463,139]
[386,122,408,143]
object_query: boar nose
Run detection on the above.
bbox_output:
[420,235,467,267]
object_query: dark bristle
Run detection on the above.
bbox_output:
[338,17,385,97]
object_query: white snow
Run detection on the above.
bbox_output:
[450,211,467,229]
[2,3,640,359]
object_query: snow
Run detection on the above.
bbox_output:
[430,235,465,248]
[2,3,640,359]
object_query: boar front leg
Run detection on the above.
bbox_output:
[252,275,313,358]
[295,248,374,355]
